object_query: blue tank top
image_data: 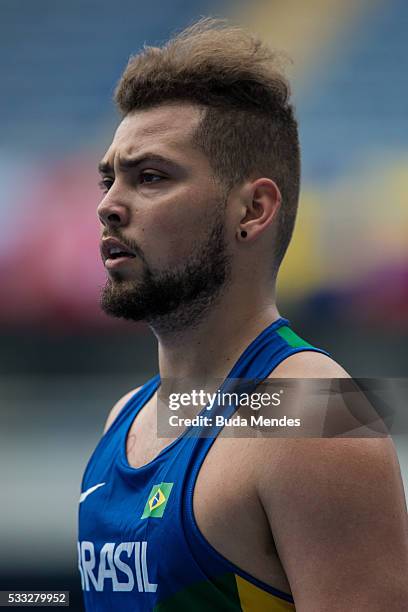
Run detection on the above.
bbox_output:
[78,317,330,610]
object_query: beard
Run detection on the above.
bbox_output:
[99,209,232,333]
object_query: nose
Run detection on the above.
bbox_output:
[97,196,130,229]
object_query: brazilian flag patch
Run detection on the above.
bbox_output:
[141,482,174,519]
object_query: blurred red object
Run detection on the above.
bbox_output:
[0,153,119,330]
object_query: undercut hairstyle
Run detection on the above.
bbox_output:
[115,17,301,271]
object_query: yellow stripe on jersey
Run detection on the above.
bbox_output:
[235,574,295,611]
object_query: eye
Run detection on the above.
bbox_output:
[139,172,164,184]
[98,177,114,193]
[98,172,164,193]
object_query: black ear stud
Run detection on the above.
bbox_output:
[240,230,247,238]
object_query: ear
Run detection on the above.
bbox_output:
[237,178,281,242]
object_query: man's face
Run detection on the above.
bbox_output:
[97,102,232,330]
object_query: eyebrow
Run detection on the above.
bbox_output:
[98,153,179,175]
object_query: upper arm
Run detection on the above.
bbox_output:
[258,438,408,610]
[258,351,408,610]
[103,386,142,434]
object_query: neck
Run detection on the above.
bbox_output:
[151,280,280,382]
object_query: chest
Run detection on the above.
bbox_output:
[124,398,291,594]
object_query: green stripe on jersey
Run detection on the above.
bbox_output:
[153,572,241,610]
[276,326,314,349]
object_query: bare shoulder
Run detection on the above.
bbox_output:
[264,350,352,437]
[103,386,143,434]
[269,349,350,378]
[255,352,408,606]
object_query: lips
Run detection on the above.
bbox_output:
[101,237,137,262]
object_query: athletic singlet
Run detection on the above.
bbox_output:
[78,317,330,610]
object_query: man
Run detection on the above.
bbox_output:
[78,18,408,611]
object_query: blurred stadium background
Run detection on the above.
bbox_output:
[1,0,407,608]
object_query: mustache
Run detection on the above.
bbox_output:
[100,232,144,259]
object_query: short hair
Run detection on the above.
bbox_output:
[115,17,300,271]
